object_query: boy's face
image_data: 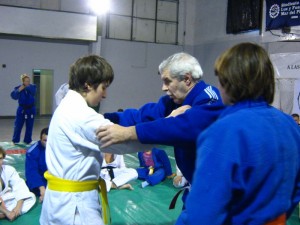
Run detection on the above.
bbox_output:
[86,83,108,107]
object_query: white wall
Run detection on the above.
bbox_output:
[192,0,300,88]
[0,36,183,116]
[0,36,89,116]
[99,38,183,113]
[1,0,300,116]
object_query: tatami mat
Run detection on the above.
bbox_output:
[0,142,299,225]
[0,143,182,225]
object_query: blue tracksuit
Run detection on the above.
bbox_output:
[11,84,36,144]
[137,147,173,186]
[25,140,47,196]
[104,81,225,205]
[176,99,300,225]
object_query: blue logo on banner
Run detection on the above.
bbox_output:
[266,0,300,30]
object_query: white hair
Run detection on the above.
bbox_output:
[158,52,203,81]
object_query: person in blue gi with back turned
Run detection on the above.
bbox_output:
[97,52,225,209]
[25,127,48,203]
[176,43,300,225]
[137,147,174,188]
[11,74,36,144]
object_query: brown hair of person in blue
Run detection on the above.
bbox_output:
[176,42,300,225]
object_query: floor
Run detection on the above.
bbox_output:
[0,116,51,142]
[1,142,182,225]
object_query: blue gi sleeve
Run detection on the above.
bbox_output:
[10,86,21,100]
[154,148,173,176]
[136,102,224,147]
[25,84,37,96]
[25,143,46,190]
[104,95,179,126]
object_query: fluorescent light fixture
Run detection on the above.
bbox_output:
[89,0,110,15]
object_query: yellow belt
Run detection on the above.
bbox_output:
[44,171,111,225]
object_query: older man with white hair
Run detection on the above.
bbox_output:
[98,52,225,208]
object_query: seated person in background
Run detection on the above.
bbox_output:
[173,165,188,189]
[25,127,48,203]
[137,147,175,188]
[291,113,300,125]
[0,146,36,221]
[100,153,138,191]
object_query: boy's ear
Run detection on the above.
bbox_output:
[84,83,92,91]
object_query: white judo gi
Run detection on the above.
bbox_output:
[0,165,36,215]
[40,90,151,225]
[100,154,138,191]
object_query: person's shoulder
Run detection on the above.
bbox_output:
[26,141,41,154]
[192,81,223,104]
[30,83,36,87]
[152,148,164,153]
[2,164,16,173]
[12,85,21,90]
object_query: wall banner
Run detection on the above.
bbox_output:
[270,53,300,78]
[266,0,300,30]
[270,53,300,114]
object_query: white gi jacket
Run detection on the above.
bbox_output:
[0,165,36,214]
[40,90,155,225]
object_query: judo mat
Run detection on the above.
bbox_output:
[0,142,299,225]
[0,142,182,225]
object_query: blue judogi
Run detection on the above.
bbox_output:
[25,140,47,195]
[137,147,173,186]
[11,84,36,144]
[104,81,225,206]
[176,99,300,225]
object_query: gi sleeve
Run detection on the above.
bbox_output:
[104,95,178,126]
[25,145,45,190]
[7,166,33,201]
[10,86,21,100]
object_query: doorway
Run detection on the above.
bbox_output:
[32,69,53,116]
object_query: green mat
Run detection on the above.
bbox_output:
[0,143,182,225]
[0,142,299,225]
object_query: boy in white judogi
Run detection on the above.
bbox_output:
[0,147,36,221]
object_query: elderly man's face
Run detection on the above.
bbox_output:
[161,70,189,104]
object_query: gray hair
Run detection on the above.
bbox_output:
[158,52,203,81]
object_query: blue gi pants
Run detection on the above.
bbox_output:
[136,167,166,186]
[12,106,35,144]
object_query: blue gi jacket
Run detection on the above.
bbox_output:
[11,84,36,107]
[104,81,225,184]
[176,99,300,225]
[138,147,173,176]
[25,140,47,191]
